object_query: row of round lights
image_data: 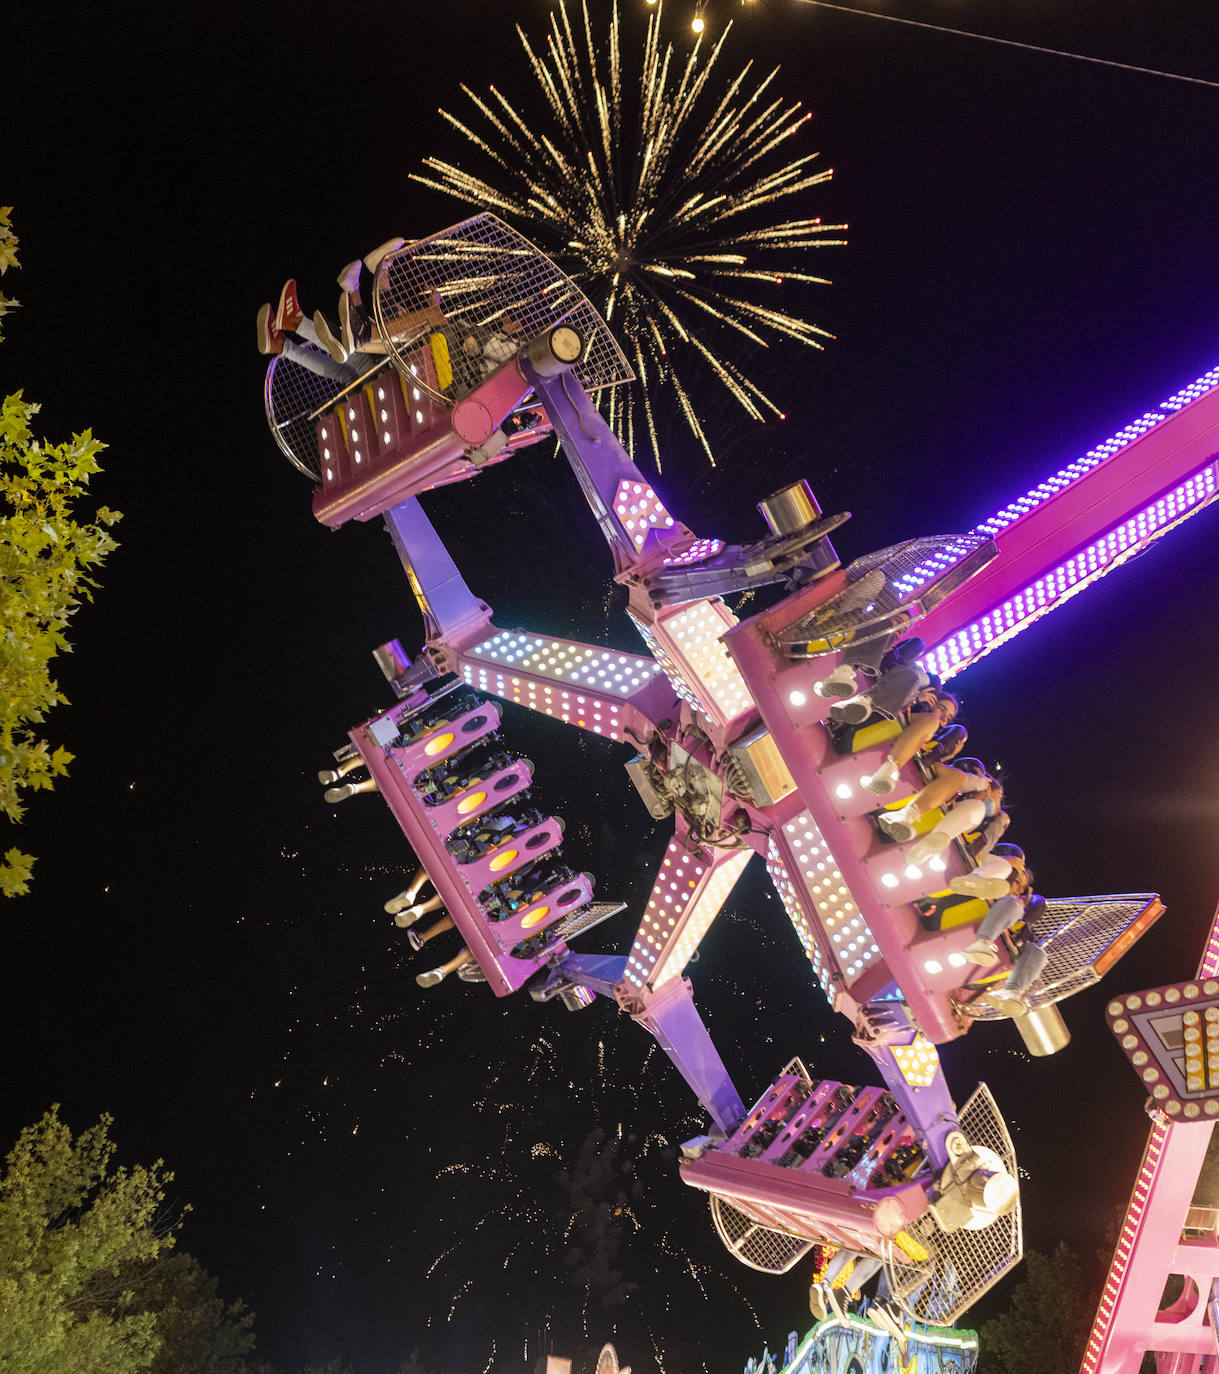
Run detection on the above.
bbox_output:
[1110,983,1219,1118]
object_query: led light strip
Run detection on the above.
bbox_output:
[765,841,835,998]
[780,814,880,982]
[924,465,1218,679]
[1080,1119,1169,1374]
[975,363,1219,540]
[890,535,987,600]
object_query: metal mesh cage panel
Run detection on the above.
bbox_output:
[265,349,344,479]
[884,1084,1022,1325]
[966,895,1159,1020]
[373,214,633,403]
[264,349,388,480]
[709,1193,816,1274]
[778,535,997,654]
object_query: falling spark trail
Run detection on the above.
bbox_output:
[414,0,844,466]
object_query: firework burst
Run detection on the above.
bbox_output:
[413,0,845,466]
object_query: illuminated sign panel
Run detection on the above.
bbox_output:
[1106,977,1219,1119]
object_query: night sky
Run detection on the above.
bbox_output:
[4,1,1219,1371]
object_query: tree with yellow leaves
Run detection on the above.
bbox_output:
[0,207,121,895]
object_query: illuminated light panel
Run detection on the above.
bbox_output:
[892,1035,940,1088]
[780,813,880,982]
[1105,976,1219,1108]
[660,536,725,567]
[468,631,659,694]
[613,478,677,551]
[924,464,1219,679]
[624,839,710,988]
[461,660,627,740]
[764,839,833,998]
[461,631,662,743]
[623,845,749,990]
[660,600,756,721]
[629,613,708,714]
[649,850,752,988]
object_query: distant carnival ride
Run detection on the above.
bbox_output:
[263,213,1219,1330]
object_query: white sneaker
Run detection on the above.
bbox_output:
[879,805,920,843]
[814,664,858,699]
[808,1283,829,1321]
[831,694,874,725]
[906,830,951,866]
[985,986,1030,1017]
[862,759,900,794]
[962,937,1000,968]
[415,966,448,988]
[950,873,1012,900]
[364,236,406,275]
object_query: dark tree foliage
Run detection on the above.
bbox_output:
[979,1243,1095,1374]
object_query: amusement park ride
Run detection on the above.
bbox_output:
[263,215,1219,1342]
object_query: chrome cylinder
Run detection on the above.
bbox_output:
[1014,1002,1071,1056]
[758,480,821,536]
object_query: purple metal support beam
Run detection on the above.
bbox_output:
[628,974,746,1135]
[523,362,697,577]
[384,497,493,650]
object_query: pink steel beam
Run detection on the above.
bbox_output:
[918,368,1219,677]
[1082,901,1219,1374]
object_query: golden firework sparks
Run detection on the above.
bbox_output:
[413,0,845,466]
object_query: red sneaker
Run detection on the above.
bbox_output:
[256,303,283,355]
[275,278,304,333]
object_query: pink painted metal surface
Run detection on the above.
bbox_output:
[1082,903,1219,1374]
[312,355,537,527]
[918,377,1219,677]
[681,1070,931,1248]
[349,696,571,997]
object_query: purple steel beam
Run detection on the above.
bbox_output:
[523,362,698,576]
[627,974,746,1135]
[384,497,493,650]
